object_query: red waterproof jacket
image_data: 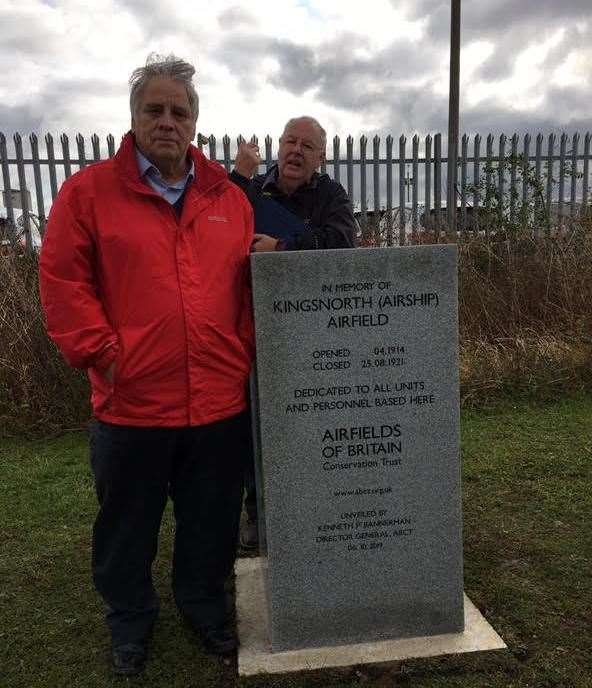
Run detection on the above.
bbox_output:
[40,133,254,427]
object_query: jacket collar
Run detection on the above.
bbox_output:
[115,131,228,197]
[261,164,320,193]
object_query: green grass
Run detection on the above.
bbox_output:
[1,397,591,688]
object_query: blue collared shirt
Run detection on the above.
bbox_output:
[135,147,195,205]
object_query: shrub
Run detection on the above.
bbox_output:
[0,247,90,437]
[2,225,592,436]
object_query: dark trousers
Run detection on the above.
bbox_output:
[243,446,257,522]
[242,404,258,522]
[89,412,248,646]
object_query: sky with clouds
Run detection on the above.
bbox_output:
[0,0,590,143]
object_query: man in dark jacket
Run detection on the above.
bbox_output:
[40,55,254,675]
[231,116,356,252]
[229,116,357,548]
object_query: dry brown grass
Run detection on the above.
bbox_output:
[458,227,592,403]
[0,247,89,437]
[1,223,592,435]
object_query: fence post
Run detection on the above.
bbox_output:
[460,133,468,234]
[534,133,543,235]
[222,135,231,172]
[76,133,87,170]
[582,133,590,213]
[434,133,442,238]
[265,135,273,173]
[208,135,217,162]
[333,135,340,185]
[386,135,393,245]
[45,133,59,201]
[398,135,406,245]
[497,134,506,229]
[373,135,380,222]
[424,134,432,232]
[411,134,419,238]
[546,133,555,233]
[0,132,16,232]
[91,133,101,162]
[14,133,33,251]
[570,133,579,219]
[521,133,530,233]
[473,133,481,233]
[61,134,72,179]
[30,133,46,235]
[558,133,568,227]
[509,133,518,229]
[346,135,354,204]
[360,135,367,230]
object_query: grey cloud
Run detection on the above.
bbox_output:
[333,80,590,139]
[460,103,591,138]
[118,0,208,41]
[47,77,124,101]
[462,0,591,32]
[0,5,65,56]
[217,5,257,29]
[472,46,514,82]
[400,0,591,40]
[470,20,589,84]
[0,77,126,136]
[267,42,318,93]
[0,105,43,136]
[217,32,441,112]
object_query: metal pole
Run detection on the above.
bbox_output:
[447,0,461,234]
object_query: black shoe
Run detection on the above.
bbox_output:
[195,624,238,656]
[240,518,259,549]
[111,643,146,675]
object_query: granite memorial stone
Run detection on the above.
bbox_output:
[250,245,464,652]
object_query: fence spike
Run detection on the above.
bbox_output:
[264,135,272,172]
[373,136,380,219]
[222,135,231,172]
[30,132,46,232]
[333,135,341,184]
[13,132,33,250]
[76,133,86,169]
[385,135,394,243]
[398,136,406,245]
[346,135,354,203]
[411,135,419,239]
[570,132,579,217]
[91,133,101,161]
[208,134,216,160]
[0,131,16,226]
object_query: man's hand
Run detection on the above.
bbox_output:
[251,234,280,252]
[234,142,261,179]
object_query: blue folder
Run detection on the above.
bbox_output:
[252,194,307,243]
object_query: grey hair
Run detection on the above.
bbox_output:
[129,53,199,122]
[282,116,327,150]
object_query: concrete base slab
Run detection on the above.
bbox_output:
[236,557,506,677]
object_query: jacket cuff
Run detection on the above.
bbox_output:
[279,237,295,250]
[230,169,250,182]
[91,341,119,373]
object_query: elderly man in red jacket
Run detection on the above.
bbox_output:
[39,54,254,675]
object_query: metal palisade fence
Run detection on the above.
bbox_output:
[1,130,591,251]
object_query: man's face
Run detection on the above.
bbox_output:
[278,120,325,190]
[132,76,196,175]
